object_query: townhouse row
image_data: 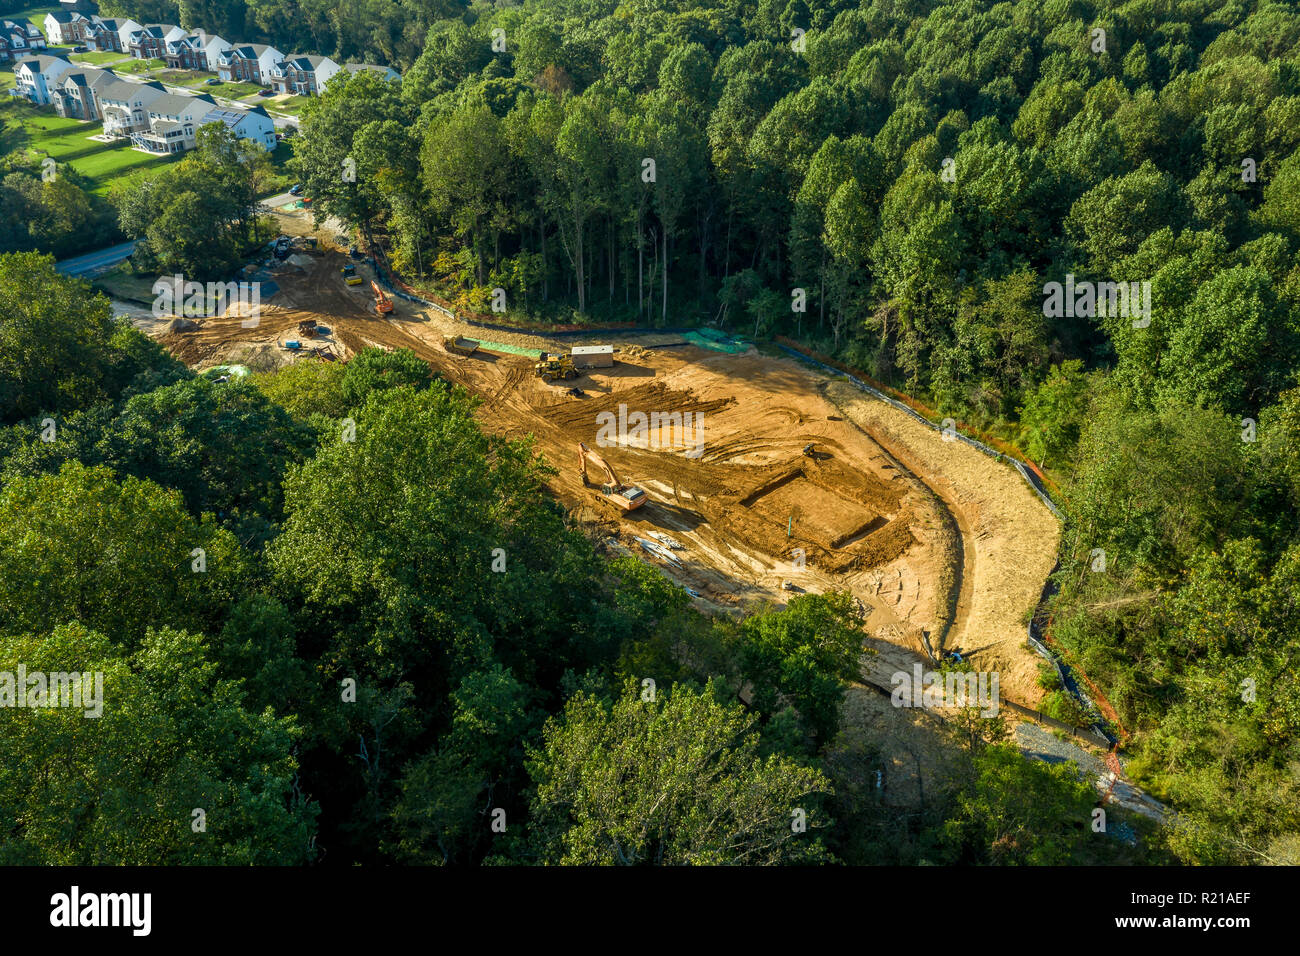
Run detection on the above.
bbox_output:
[1,17,47,62]
[14,54,277,155]
[19,11,398,95]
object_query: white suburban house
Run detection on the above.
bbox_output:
[216,43,283,85]
[13,55,75,105]
[85,16,140,53]
[199,105,277,152]
[269,54,339,95]
[43,10,91,45]
[51,65,117,120]
[98,78,168,137]
[133,91,218,153]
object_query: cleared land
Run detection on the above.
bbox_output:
[147,213,1059,709]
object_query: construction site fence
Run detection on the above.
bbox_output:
[774,340,1064,521]
[769,341,1129,747]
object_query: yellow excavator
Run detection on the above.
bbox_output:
[535,351,580,382]
[578,442,647,512]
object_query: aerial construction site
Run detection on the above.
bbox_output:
[151,243,1061,713]
[141,230,1084,808]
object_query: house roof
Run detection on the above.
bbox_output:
[199,105,271,131]
[60,66,111,86]
[148,92,215,115]
[283,54,329,70]
[46,11,77,23]
[15,55,73,74]
[99,78,166,103]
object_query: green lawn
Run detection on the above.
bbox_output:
[123,58,166,75]
[202,79,263,99]
[165,71,222,89]
[80,150,176,192]
[70,51,132,66]
[268,94,311,114]
[0,101,178,192]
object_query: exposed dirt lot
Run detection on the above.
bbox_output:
[151,249,1059,708]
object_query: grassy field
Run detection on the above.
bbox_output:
[202,79,264,99]
[165,71,223,89]
[0,101,177,193]
[70,51,132,66]
[122,58,166,75]
[268,94,311,114]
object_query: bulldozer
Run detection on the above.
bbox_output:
[578,442,647,512]
[341,263,363,286]
[371,280,394,315]
[534,351,580,382]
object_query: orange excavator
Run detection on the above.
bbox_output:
[578,442,647,512]
[371,280,394,315]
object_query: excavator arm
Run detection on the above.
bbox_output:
[578,442,625,488]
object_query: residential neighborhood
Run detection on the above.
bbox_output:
[4,7,396,158]
[216,42,284,86]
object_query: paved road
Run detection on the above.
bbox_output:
[55,240,138,277]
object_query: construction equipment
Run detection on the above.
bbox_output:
[444,336,480,357]
[371,280,394,314]
[283,340,302,351]
[578,442,647,512]
[298,319,317,337]
[535,351,580,382]
[341,263,362,286]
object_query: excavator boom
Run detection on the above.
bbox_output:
[577,442,646,512]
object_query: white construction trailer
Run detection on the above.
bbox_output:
[571,344,615,368]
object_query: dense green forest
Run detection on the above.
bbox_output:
[0,254,1153,864]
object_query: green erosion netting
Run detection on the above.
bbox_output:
[681,330,752,353]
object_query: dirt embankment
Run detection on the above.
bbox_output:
[824,380,1061,705]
